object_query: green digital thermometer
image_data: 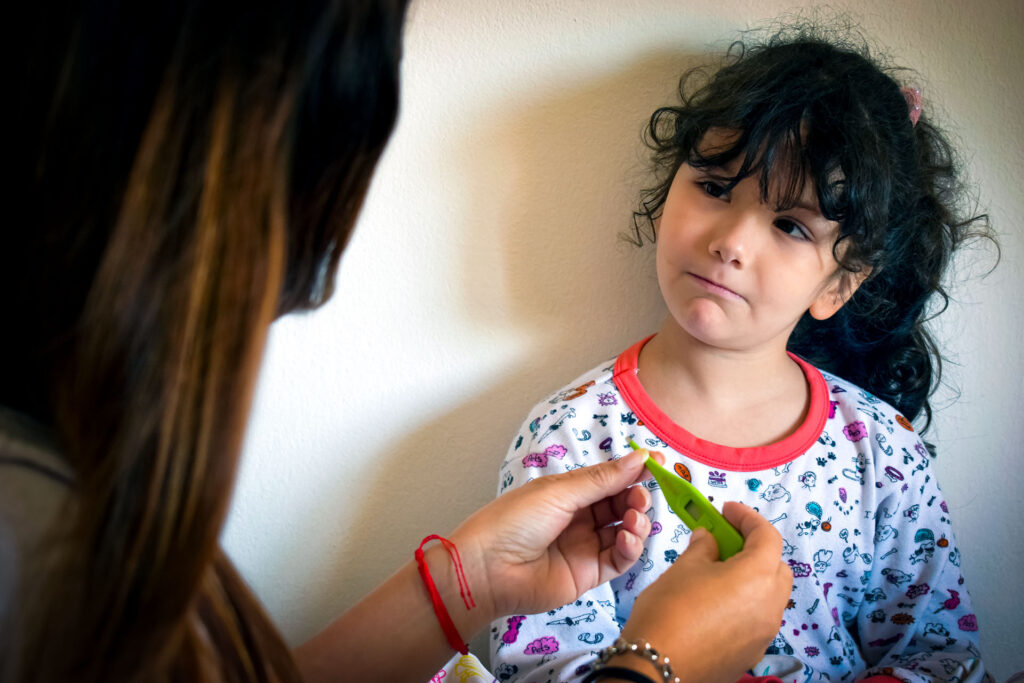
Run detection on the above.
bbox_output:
[629,439,744,560]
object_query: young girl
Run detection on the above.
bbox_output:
[490,27,993,683]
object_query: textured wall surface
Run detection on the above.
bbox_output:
[222,1,1023,678]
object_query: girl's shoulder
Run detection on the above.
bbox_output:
[817,368,924,446]
[501,356,622,485]
[530,357,619,411]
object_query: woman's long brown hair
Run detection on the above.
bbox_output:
[4,1,407,680]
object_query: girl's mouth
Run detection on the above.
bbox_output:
[689,273,745,301]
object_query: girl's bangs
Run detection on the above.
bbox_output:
[687,123,847,223]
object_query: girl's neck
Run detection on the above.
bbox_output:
[636,322,809,448]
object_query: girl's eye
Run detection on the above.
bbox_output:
[775,218,810,241]
[700,181,728,199]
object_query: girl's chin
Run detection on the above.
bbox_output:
[667,319,739,350]
[674,300,736,338]
[668,311,796,355]
[662,306,765,351]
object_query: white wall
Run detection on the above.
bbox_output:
[223,1,1024,678]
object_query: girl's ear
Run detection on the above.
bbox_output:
[808,267,872,320]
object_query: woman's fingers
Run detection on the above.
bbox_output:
[609,527,644,574]
[680,527,719,562]
[554,449,649,512]
[539,449,656,528]
[620,506,651,539]
[596,506,650,550]
[604,513,650,578]
[722,501,784,558]
[592,480,650,529]
[721,502,793,627]
[721,500,765,536]
[610,484,651,523]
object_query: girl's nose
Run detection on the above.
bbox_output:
[707,211,757,266]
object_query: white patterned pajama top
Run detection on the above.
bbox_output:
[488,337,988,683]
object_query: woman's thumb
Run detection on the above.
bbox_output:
[565,449,647,505]
[683,527,720,562]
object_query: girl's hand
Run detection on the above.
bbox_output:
[617,501,793,683]
[451,448,656,620]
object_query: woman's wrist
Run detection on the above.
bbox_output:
[582,663,660,683]
[296,540,496,683]
[420,532,496,645]
[592,635,681,683]
[601,653,668,681]
[617,625,695,682]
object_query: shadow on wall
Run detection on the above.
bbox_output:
[454,52,713,374]
[290,52,710,651]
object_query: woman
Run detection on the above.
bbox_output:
[2,2,791,681]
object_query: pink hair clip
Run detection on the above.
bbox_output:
[901,87,922,127]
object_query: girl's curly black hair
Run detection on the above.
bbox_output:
[631,25,995,439]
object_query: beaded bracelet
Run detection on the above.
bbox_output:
[591,637,680,683]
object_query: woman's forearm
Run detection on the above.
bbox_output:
[294,540,494,683]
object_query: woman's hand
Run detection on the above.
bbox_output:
[617,501,793,683]
[451,448,656,620]
[296,452,654,683]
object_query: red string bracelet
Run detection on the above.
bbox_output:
[415,534,476,655]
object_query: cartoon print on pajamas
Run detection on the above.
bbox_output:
[496,615,525,651]
[434,654,501,683]
[490,341,988,682]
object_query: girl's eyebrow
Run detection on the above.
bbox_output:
[694,165,734,180]
[788,199,825,215]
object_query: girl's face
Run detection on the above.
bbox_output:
[655,132,859,353]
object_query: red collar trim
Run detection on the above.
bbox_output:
[612,336,828,472]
